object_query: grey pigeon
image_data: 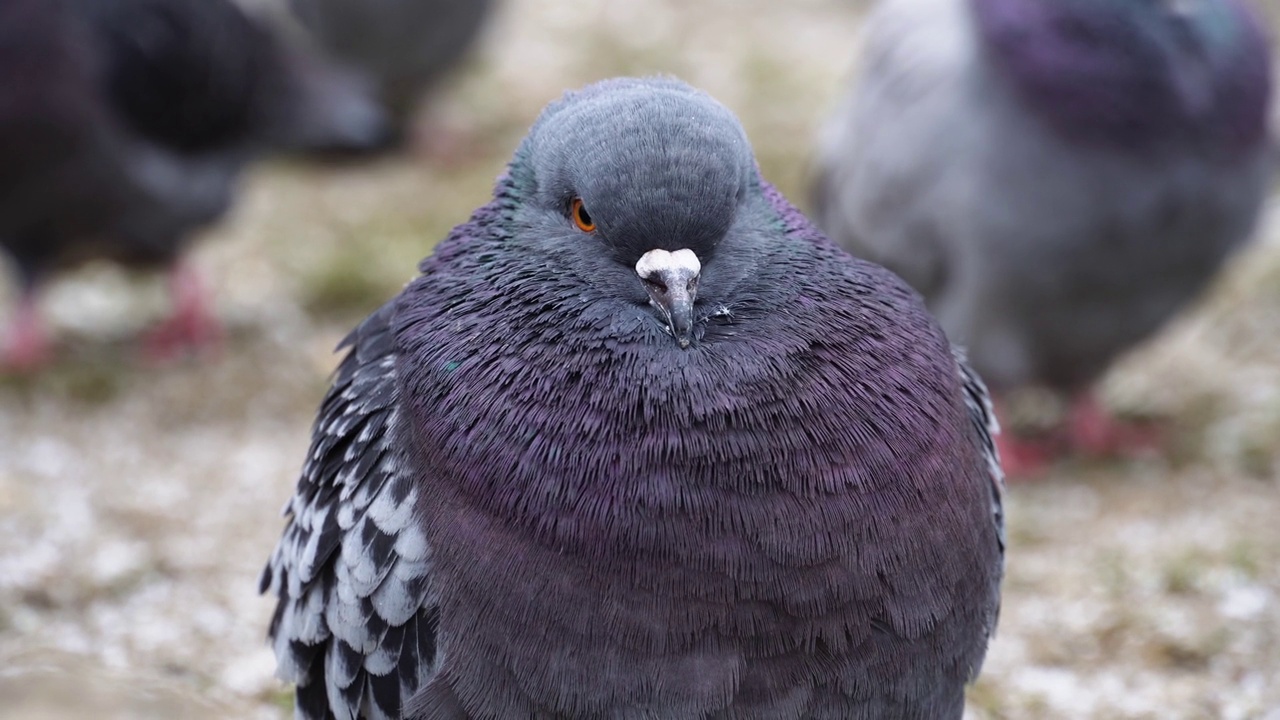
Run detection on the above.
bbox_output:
[289,0,495,151]
[0,0,389,368]
[811,0,1274,470]
[262,76,1005,720]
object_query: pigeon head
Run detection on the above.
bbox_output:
[970,0,1273,155]
[505,77,758,348]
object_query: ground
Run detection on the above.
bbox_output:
[1,1,1279,718]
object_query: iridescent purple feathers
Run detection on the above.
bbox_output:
[265,76,1005,720]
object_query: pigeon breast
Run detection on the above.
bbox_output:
[396,81,1003,717]
[266,77,1005,720]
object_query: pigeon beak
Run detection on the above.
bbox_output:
[636,248,701,349]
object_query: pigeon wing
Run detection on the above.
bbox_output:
[953,345,1006,637]
[262,301,438,720]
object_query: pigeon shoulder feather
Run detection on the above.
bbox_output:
[262,301,439,720]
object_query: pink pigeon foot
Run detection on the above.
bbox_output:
[1064,392,1164,459]
[2,293,53,373]
[995,431,1058,480]
[990,397,1060,479]
[141,263,223,364]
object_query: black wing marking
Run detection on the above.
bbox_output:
[261,302,438,720]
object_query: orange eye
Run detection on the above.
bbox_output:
[571,198,596,232]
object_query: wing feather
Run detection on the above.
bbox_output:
[262,302,438,719]
[952,345,1007,563]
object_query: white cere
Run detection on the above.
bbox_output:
[635,248,701,282]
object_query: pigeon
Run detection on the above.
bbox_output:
[288,0,496,153]
[811,0,1275,473]
[0,0,390,369]
[262,76,1005,720]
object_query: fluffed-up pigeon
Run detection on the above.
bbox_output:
[262,76,1006,720]
[0,0,390,369]
[811,0,1274,473]
[288,0,496,154]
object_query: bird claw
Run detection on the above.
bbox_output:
[1,296,53,374]
[995,432,1058,480]
[992,392,1166,480]
[1064,393,1165,459]
[140,264,224,365]
[140,311,224,364]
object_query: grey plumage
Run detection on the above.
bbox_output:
[0,0,388,362]
[289,0,495,147]
[812,0,1275,393]
[264,76,1004,719]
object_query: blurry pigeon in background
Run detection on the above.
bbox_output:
[0,0,390,370]
[288,0,496,155]
[812,0,1275,475]
[262,76,1005,720]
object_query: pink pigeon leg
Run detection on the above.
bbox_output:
[1064,391,1164,459]
[141,261,223,363]
[991,396,1059,480]
[994,428,1059,480]
[1,290,52,372]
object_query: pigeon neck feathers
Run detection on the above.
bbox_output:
[970,0,1273,156]
[391,79,974,557]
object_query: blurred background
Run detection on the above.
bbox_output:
[0,0,1278,717]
